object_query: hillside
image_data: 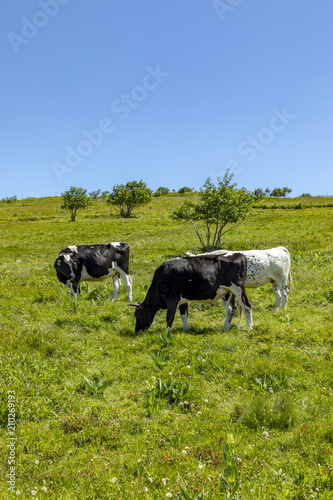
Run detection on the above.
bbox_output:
[0,195,332,499]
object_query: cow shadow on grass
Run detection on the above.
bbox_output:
[181,327,214,336]
[118,328,143,338]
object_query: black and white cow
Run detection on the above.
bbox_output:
[54,242,132,301]
[183,247,292,325]
[132,253,253,333]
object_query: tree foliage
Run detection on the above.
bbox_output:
[254,188,266,200]
[270,187,292,197]
[106,180,153,218]
[154,187,170,197]
[172,171,254,250]
[101,190,110,200]
[61,186,91,221]
[89,189,101,199]
[1,195,17,203]
[178,186,194,194]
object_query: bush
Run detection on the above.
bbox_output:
[178,186,194,194]
[1,196,17,203]
[106,180,153,218]
[154,187,170,197]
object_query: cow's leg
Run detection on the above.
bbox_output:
[222,292,237,332]
[179,303,188,331]
[126,275,133,302]
[166,298,179,332]
[282,285,289,309]
[272,281,282,309]
[111,273,121,301]
[279,281,289,309]
[70,282,80,300]
[114,267,133,302]
[227,283,253,329]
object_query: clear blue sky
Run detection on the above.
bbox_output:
[1,0,333,199]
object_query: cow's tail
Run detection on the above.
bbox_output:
[236,306,243,326]
[283,247,292,289]
[288,265,292,289]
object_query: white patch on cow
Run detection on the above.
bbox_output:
[67,245,78,253]
[80,264,116,282]
[111,241,122,248]
[113,263,133,301]
[177,286,229,307]
[181,314,189,331]
[63,253,71,262]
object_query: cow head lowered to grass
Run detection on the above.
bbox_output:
[131,253,253,333]
[54,242,132,301]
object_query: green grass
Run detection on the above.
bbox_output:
[0,195,332,499]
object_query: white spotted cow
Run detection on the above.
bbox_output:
[54,242,132,301]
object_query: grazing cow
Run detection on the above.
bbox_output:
[183,247,292,324]
[54,242,132,301]
[131,253,253,333]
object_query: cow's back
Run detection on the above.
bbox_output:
[154,254,246,301]
[242,247,290,287]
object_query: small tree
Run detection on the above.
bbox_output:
[270,187,292,197]
[178,186,194,194]
[254,188,266,201]
[282,187,292,197]
[106,180,153,218]
[61,186,91,221]
[1,195,17,203]
[172,171,254,251]
[89,189,101,199]
[154,187,170,197]
[101,190,110,200]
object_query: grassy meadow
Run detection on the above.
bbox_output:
[0,194,332,499]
